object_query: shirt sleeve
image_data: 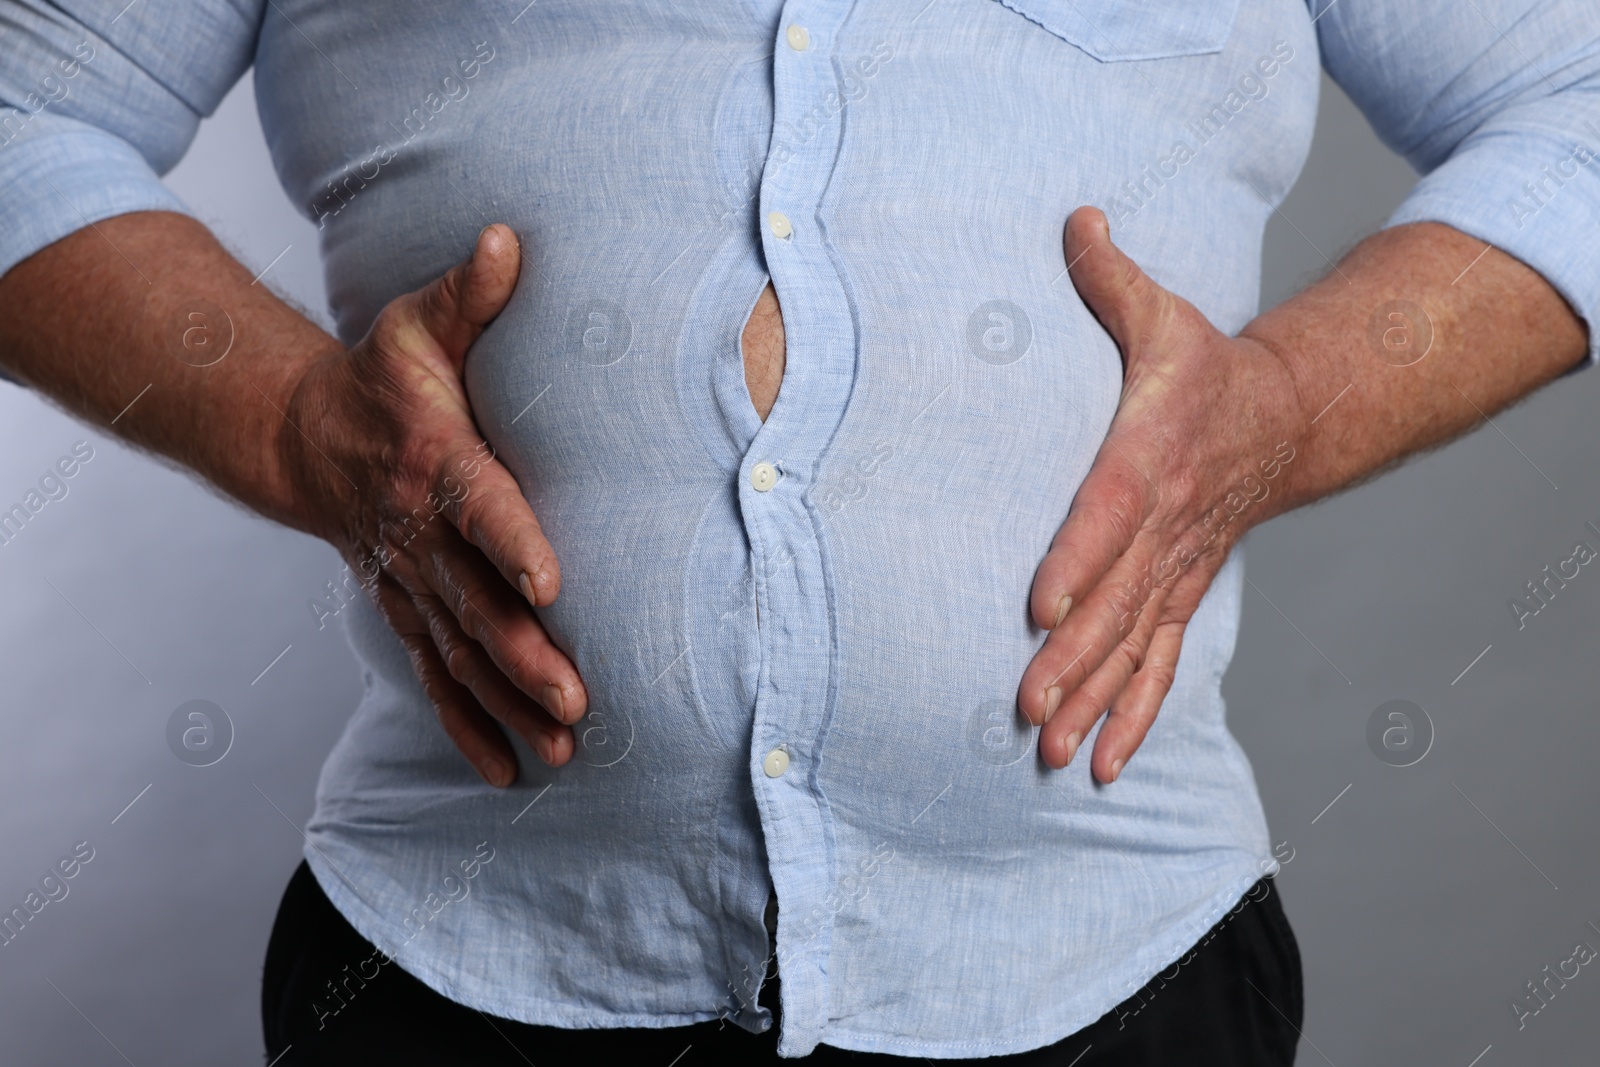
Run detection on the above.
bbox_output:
[1313,0,1600,367]
[0,0,264,281]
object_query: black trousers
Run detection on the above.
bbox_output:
[263,861,1302,1065]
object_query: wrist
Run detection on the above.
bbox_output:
[1225,327,1316,527]
[1235,301,1357,522]
[260,338,349,536]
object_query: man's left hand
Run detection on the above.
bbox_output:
[1020,206,1305,779]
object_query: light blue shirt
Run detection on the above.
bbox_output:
[3,0,1597,1057]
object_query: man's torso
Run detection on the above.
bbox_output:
[265,1,1318,1056]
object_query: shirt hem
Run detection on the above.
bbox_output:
[807,864,1272,1059]
[301,847,767,1035]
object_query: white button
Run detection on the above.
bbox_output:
[750,462,778,492]
[763,747,790,778]
[768,211,793,239]
[785,24,810,51]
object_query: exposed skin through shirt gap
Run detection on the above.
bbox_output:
[742,276,785,639]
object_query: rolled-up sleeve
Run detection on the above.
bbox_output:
[0,0,263,280]
[1315,0,1600,366]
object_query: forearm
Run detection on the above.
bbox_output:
[0,210,342,529]
[1243,220,1589,520]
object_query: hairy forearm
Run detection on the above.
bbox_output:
[0,210,342,528]
[1243,221,1589,520]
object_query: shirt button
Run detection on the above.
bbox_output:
[750,462,778,492]
[767,211,793,240]
[785,24,810,51]
[763,747,791,778]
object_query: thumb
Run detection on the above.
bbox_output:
[1064,206,1172,366]
[411,223,523,369]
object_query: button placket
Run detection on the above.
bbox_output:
[744,2,860,1056]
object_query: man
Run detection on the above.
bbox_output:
[0,0,1593,1063]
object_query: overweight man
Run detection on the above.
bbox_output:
[0,0,1594,1063]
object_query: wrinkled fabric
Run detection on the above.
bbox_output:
[2,0,1597,1057]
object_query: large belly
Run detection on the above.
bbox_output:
[454,204,1127,844]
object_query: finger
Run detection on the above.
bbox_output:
[1020,528,1164,726]
[1035,575,1167,770]
[1065,205,1175,363]
[411,590,575,767]
[1090,619,1187,783]
[404,223,523,369]
[1030,449,1159,631]
[371,574,521,786]
[420,530,587,725]
[437,444,563,606]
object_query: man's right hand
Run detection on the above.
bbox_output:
[278,224,583,786]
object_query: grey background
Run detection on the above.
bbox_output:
[0,68,1596,1066]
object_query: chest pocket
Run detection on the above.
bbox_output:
[991,0,1242,61]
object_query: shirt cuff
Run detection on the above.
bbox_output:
[1385,112,1600,372]
[0,114,191,281]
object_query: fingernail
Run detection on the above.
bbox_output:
[541,684,565,720]
[482,758,509,787]
[535,734,554,765]
[1109,758,1126,782]
[1063,731,1082,766]
[519,571,536,604]
[1043,686,1063,724]
[1052,594,1073,628]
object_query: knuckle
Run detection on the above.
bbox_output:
[1118,254,1147,296]
[534,643,564,683]
[501,644,548,692]
[435,566,479,622]
[431,266,465,318]
[453,487,505,553]
[406,277,454,339]
[432,464,473,519]
[367,299,408,348]
[450,479,485,536]
[1143,661,1177,694]
[1096,476,1147,546]
[370,305,430,369]
[380,497,446,557]
[1115,636,1147,676]
[440,635,475,684]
